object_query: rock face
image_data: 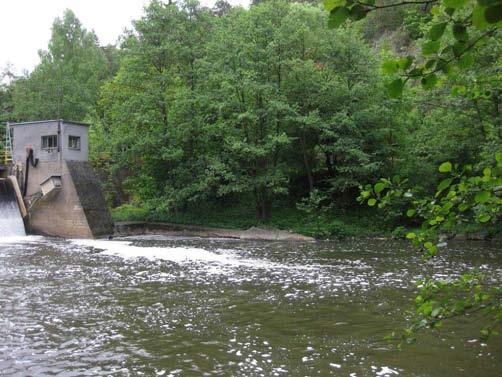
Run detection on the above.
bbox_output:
[28,160,113,238]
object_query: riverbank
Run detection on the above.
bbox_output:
[111,204,500,241]
[111,203,392,240]
[114,222,315,241]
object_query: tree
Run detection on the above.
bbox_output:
[11,9,109,121]
[96,0,215,208]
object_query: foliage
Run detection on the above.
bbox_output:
[11,9,113,121]
[359,155,502,341]
[112,199,386,239]
[3,0,500,244]
[91,1,396,221]
[325,0,501,97]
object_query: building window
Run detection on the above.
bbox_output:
[41,135,58,150]
[68,135,81,150]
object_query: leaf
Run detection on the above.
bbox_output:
[431,307,441,318]
[437,178,453,193]
[381,60,399,74]
[425,59,436,69]
[473,5,490,29]
[496,152,502,163]
[368,198,377,207]
[458,203,469,212]
[349,4,367,21]
[452,41,466,57]
[439,162,452,173]
[406,232,416,239]
[443,0,468,8]
[387,78,404,98]
[485,4,502,23]
[428,22,447,41]
[458,54,474,70]
[406,209,416,217]
[421,74,438,90]
[374,182,386,193]
[483,167,491,177]
[474,190,491,203]
[408,67,424,78]
[328,7,350,29]
[424,241,435,250]
[478,214,491,223]
[398,56,413,70]
[324,0,346,11]
[452,23,468,42]
[422,40,440,55]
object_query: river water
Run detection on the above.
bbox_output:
[0,236,500,376]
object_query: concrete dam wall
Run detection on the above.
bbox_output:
[28,160,113,238]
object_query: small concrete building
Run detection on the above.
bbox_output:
[10,119,113,238]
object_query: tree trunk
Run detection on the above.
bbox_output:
[255,188,271,221]
[300,133,314,192]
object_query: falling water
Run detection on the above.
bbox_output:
[0,179,26,237]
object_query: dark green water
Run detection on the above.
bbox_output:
[0,236,500,376]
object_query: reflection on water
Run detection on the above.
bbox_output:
[0,236,500,376]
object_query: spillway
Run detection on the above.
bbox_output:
[0,178,26,237]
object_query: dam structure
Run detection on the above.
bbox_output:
[1,120,113,238]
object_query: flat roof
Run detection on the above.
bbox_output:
[9,119,90,127]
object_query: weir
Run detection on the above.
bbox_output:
[0,178,26,237]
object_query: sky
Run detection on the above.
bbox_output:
[0,0,249,77]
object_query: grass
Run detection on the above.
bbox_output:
[111,201,393,239]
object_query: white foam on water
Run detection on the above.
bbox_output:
[0,235,43,244]
[71,239,310,271]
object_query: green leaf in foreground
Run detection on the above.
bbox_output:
[421,74,438,90]
[323,0,346,12]
[374,182,386,193]
[496,152,502,163]
[428,22,447,41]
[437,178,453,193]
[439,161,452,172]
[328,7,349,29]
[478,214,491,223]
[387,79,404,98]
[474,190,491,203]
[473,5,490,29]
[382,60,399,74]
[452,23,468,42]
[422,40,441,55]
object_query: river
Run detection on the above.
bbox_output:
[0,236,500,376]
